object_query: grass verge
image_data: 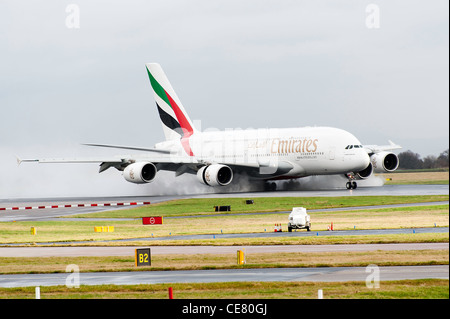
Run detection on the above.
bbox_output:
[1,203,447,244]
[69,195,449,218]
[0,280,448,299]
[0,250,448,274]
[381,171,449,185]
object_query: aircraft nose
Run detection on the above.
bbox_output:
[361,151,371,168]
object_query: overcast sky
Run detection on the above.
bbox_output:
[1,0,448,198]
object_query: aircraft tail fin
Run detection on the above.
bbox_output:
[145,63,197,153]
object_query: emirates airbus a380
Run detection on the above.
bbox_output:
[19,63,401,190]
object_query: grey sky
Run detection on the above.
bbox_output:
[1,0,448,198]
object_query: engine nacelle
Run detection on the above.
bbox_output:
[356,162,373,179]
[370,152,399,173]
[123,162,157,184]
[197,164,233,186]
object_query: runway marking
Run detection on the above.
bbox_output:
[0,201,151,211]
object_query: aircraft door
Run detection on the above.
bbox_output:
[329,147,335,160]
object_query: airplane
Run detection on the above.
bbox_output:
[18,63,402,191]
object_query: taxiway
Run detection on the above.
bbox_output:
[0,265,447,288]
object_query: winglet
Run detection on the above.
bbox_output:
[16,156,38,166]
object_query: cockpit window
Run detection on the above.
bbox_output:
[345,145,364,149]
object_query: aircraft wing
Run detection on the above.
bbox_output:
[17,153,200,174]
[17,139,295,179]
[17,157,123,165]
[364,140,402,155]
[17,153,290,178]
[17,143,186,172]
[82,143,171,154]
[17,156,128,173]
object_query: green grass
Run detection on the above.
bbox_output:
[1,204,448,245]
[0,280,447,299]
[71,195,449,218]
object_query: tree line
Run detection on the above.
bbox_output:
[398,149,449,170]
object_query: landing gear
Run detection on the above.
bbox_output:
[264,182,277,191]
[345,173,358,190]
[346,181,357,189]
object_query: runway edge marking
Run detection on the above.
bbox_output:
[0,201,151,211]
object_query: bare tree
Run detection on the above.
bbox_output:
[398,150,423,169]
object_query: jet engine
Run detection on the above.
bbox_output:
[356,162,373,179]
[123,162,157,184]
[370,152,399,173]
[197,164,233,186]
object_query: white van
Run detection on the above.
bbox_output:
[288,207,311,232]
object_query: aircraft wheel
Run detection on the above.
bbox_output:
[264,182,277,191]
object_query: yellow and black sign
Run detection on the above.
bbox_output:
[135,248,151,267]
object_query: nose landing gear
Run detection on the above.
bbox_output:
[345,173,358,190]
[346,181,357,189]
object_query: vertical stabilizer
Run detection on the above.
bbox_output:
[145,63,197,156]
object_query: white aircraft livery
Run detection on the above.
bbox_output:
[19,63,401,190]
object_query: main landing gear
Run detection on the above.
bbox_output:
[264,182,277,191]
[345,174,358,190]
